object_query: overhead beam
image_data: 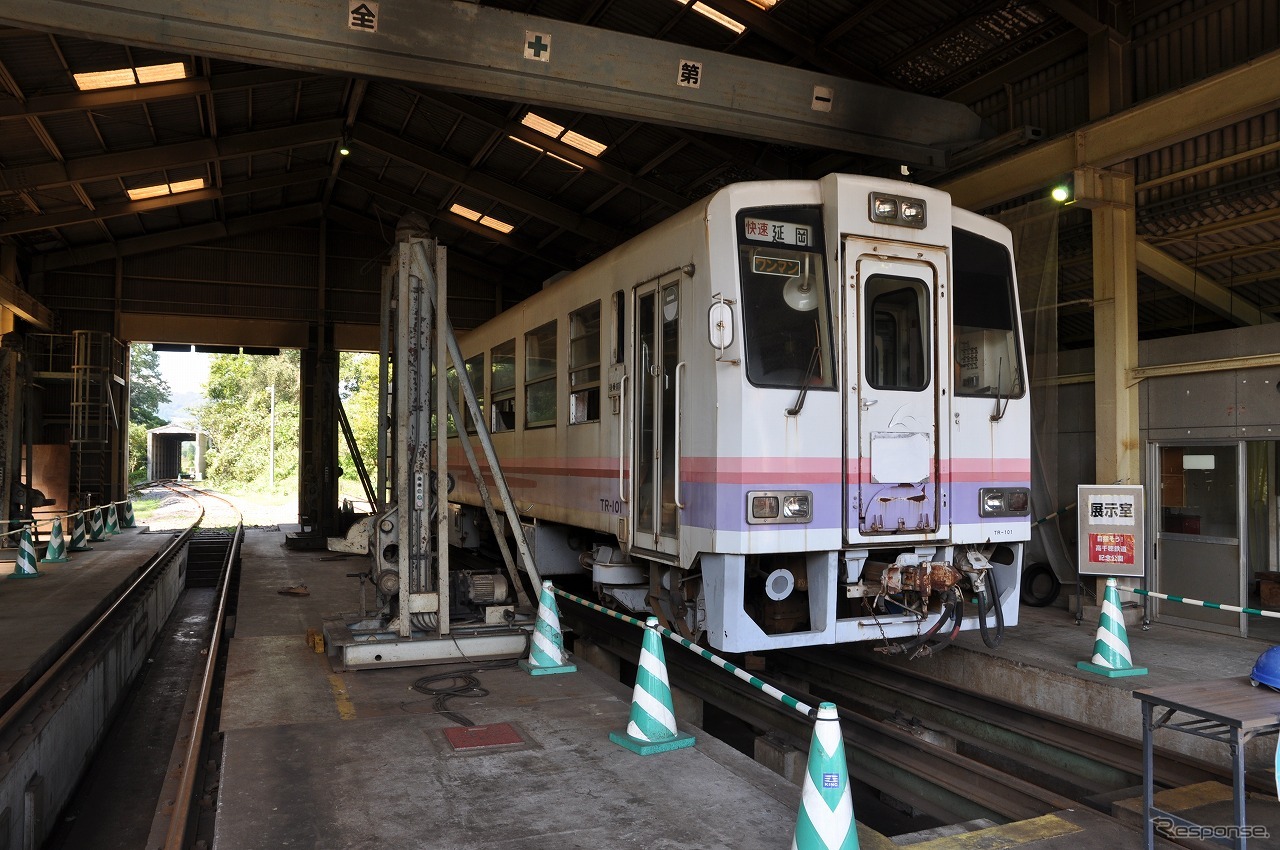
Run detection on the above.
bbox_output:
[0,167,331,236]
[0,68,314,120]
[0,119,343,194]
[32,204,324,272]
[353,124,622,245]
[0,271,53,328]
[420,90,691,212]
[940,46,1280,209]
[1135,238,1275,326]
[0,0,984,166]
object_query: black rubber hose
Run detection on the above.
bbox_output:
[978,569,1005,649]
[913,589,964,659]
[878,590,956,657]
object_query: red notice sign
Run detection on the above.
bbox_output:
[1089,532,1135,565]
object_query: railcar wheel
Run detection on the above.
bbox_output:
[1020,562,1060,607]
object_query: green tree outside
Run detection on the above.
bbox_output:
[128,344,171,482]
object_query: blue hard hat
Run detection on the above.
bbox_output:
[1251,646,1280,690]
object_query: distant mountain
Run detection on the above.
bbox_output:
[159,389,203,424]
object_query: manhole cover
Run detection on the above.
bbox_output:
[442,723,524,750]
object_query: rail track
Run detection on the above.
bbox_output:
[558,599,1257,839]
[41,481,242,850]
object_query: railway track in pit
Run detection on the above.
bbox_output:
[43,481,242,850]
[558,599,1260,839]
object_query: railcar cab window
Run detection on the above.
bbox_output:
[737,206,835,390]
[490,339,516,432]
[952,228,1024,399]
[865,276,929,391]
[569,301,601,424]
[525,321,557,428]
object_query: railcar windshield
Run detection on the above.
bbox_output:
[737,206,835,390]
[952,228,1024,398]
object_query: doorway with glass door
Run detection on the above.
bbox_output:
[1155,441,1280,638]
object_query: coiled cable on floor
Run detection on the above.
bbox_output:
[409,655,525,727]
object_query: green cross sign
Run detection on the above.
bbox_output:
[526,34,549,59]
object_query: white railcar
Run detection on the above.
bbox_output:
[447,174,1030,656]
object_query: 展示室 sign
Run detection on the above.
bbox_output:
[1077,484,1145,578]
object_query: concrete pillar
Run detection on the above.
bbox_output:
[195,432,207,480]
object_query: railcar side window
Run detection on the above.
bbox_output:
[952,229,1024,398]
[736,206,835,390]
[865,276,929,391]
[445,366,459,436]
[569,301,601,425]
[491,339,516,432]
[463,353,484,433]
[525,321,557,428]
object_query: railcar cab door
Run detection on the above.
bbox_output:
[844,238,946,542]
[629,273,683,560]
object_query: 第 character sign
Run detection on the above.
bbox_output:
[1077,484,1145,578]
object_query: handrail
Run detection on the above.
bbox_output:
[673,361,686,509]
[618,373,629,504]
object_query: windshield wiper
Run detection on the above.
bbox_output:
[787,346,821,416]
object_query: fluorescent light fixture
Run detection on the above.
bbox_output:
[75,62,186,90]
[450,203,514,234]
[508,136,583,169]
[1183,454,1216,470]
[126,177,206,201]
[521,112,607,157]
[744,0,778,7]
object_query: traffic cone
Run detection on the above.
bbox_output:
[1076,577,1147,677]
[609,617,695,755]
[11,525,42,578]
[104,503,121,535]
[520,580,577,676]
[69,512,93,552]
[88,507,107,542]
[40,517,71,564]
[793,702,859,850]
[120,499,136,528]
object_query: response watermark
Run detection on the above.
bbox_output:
[1153,817,1270,841]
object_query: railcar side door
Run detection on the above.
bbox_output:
[629,273,682,560]
[844,240,946,541]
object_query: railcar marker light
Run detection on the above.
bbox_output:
[752,496,779,519]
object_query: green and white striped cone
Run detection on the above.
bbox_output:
[793,702,858,850]
[11,526,42,579]
[121,499,136,528]
[88,507,107,542]
[519,580,577,676]
[1077,577,1147,678]
[104,503,121,535]
[40,517,71,564]
[69,512,93,552]
[609,617,695,755]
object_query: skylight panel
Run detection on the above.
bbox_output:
[74,62,187,91]
[683,1,746,33]
[521,111,607,158]
[126,177,206,201]
[450,203,515,234]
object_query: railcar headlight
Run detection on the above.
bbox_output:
[782,494,811,519]
[747,490,813,524]
[869,192,927,228]
[979,487,1031,518]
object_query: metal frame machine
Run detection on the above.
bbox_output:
[322,218,541,669]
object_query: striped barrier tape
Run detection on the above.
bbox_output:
[2,496,140,540]
[1121,586,1280,620]
[550,586,817,719]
